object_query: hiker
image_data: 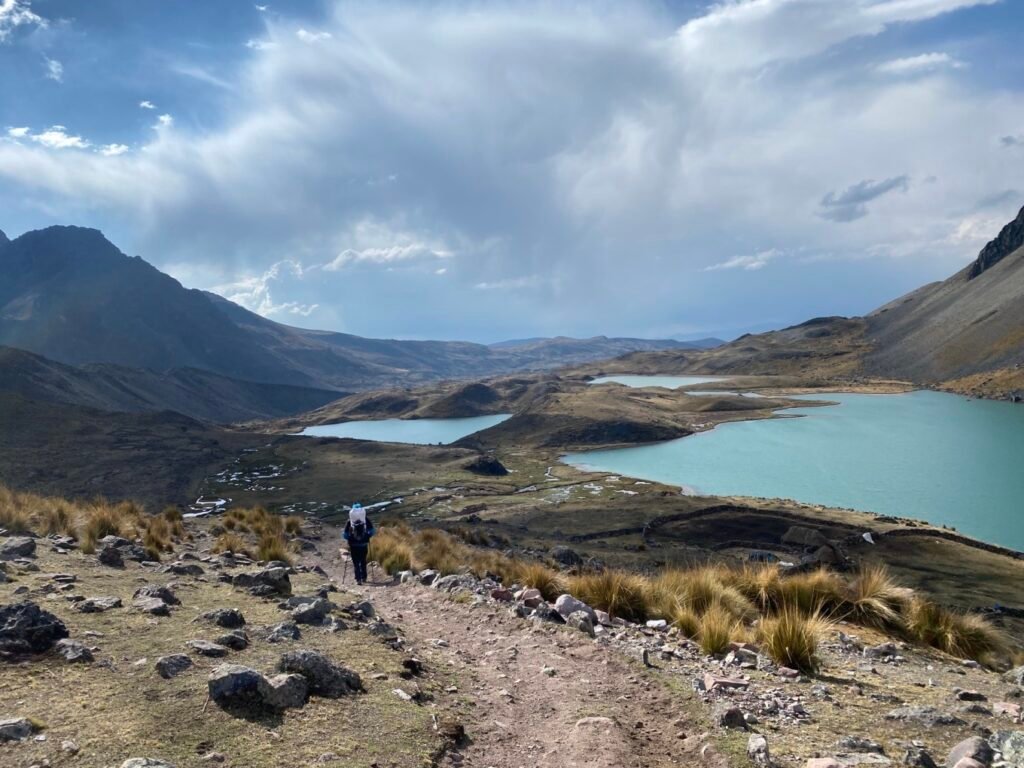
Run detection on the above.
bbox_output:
[343,503,375,585]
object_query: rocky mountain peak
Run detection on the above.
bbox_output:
[968,203,1024,279]
[0,228,9,246]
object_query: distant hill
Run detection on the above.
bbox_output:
[0,226,697,398]
[0,346,341,423]
[864,204,1024,388]
[579,204,1024,398]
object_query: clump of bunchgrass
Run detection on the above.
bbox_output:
[516,561,565,602]
[758,608,831,673]
[566,570,649,623]
[696,603,742,655]
[211,532,252,558]
[844,564,912,630]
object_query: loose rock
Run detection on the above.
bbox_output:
[0,601,69,655]
[155,654,193,679]
[55,638,94,663]
[277,649,363,697]
[0,717,36,742]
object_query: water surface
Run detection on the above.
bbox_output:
[301,414,511,445]
[565,391,1024,550]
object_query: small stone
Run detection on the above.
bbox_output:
[216,630,249,651]
[902,747,939,768]
[565,610,595,637]
[553,594,596,622]
[201,608,245,628]
[75,596,122,613]
[267,622,301,643]
[0,537,36,560]
[61,739,80,754]
[885,707,966,728]
[121,758,177,767]
[97,546,124,567]
[955,690,987,702]
[490,587,514,602]
[703,673,749,692]
[945,737,992,768]
[838,736,885,755]
[263,673,309,710]
[747,733,771,766]
[55,638,94,663]
[188,640,230,658]
[277,649,363,697]
[292,598,332,625]
[0,717,36,742]
[133,597,170,616]
[155,654,193,679]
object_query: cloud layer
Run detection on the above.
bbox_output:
[1,0,1022,340]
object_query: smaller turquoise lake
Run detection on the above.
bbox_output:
[590,375,731,389]
[564,391,1024,551]
[300,414,511,445]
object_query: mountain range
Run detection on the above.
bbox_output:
[0,225,705,420]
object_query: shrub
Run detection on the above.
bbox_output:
[369,529,414,574]
[284,516,304,535]
[845,565,912,629]
[776,568,844,615]
[567,570,649,623]
[758,608,830,673]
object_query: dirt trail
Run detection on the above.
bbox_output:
[317,543,729,768]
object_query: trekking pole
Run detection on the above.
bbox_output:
[340,549,350,585]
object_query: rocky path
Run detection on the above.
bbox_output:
[317,545,728,768]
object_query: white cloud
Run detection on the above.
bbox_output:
[100,143,129,157]
[139,100,156,110]
[6,126,29,138]
[43,56,62,82]
[705,249,781,272]
[255,4,268,11]
[0,0,45,42]
[245,38,276,50]
[0,0,1019,337]
[877,52,964,74]
[29,125,90,149]
[155,114,173,129]
[296,28,331,42]
[474,275,542,291]
[215,260,319,318]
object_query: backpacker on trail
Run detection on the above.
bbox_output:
[343,503,375,585]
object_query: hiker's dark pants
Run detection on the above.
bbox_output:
[350,545,369,582]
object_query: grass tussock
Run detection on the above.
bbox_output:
[516,562,565,602]
[697,604,742,656]
[566,570,649,622]
[212,532,253,558]
[905,598,1005,661]
[845,565,912,630]
[758,608,830,673]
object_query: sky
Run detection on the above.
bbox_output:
[1,0,1023,343]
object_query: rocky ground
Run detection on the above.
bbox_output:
[3,520,1022,768]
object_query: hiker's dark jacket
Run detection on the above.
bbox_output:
[343,515,375,548]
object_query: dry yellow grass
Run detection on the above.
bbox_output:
[758,608,831,672]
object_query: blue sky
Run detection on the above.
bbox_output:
[1,0,1023,342]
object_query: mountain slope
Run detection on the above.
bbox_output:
[0,346,342,423]
[0,226,692,392]
[864,205,1024,384]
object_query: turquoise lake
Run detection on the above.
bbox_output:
[564,391,1024,551]
[589,375,731,388]
[300,414,511,445]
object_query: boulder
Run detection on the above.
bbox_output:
[201,608,245,628]
[347,600,375,619]
[462,455,508,476]
[267,622,301,643]
[550,546,583,567]
[0,537,36,560]
[233,568,291,597]
[716,706,748,729]
[188,640,230,658]
[55,638,94,663]
[134,585,180,605]
[75,596,122,613]
[955,690,987,702]
[216,630,249,651]
[161,562,203,577]
[0,601,69,655]
[989,732,1024,767]
[518,588,543,608]
[490,587,514,602]
[432,574,477,593]
[97,545,124,567]
[133,597,171,616]
[885,707,966,728]
[565,610,595,637]
[263,673,309,710]
[277,649,363,697]
[418,569,438,586]
[209,664,271,708]
[554,594,596,623]
[945,737,993,768]
[0,717,36,742]
[292,598,332,625]
[902,747,939,768]
[155,654,193,679]
[530,602,565,624]
[747,734,771,766]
